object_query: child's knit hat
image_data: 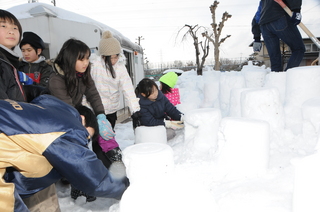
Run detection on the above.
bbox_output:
[159,72,178,88]
[19,31,45,50]
[98,31,121,56]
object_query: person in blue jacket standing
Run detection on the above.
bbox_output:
[0,95,129,212]
[251,0,305,72]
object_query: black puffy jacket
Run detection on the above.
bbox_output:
[0,47,25,101]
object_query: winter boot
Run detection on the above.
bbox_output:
[61,177,70,185]
[104,147,123,163]
[70,187,83,200]
[71,186,96,202]
[83,193,97,202]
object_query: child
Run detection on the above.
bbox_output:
[86,30,140,128]
[84,31,138,170]
[159,71,181,106]
[134,78,184,139]
[19,31,53,87]
[0,9,25,101]
[47,38,123,200]
[0,95,129,212]
[47,38,115,140]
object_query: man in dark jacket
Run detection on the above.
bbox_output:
[251,0,305,72]
[0,95,129,212]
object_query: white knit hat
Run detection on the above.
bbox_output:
[98,31,121,56]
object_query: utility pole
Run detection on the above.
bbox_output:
[51,0,56,6]
[136,36,144,46]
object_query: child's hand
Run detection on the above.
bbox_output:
[165,120,184,129]
[18,71,33,85]
[97,114,116,140]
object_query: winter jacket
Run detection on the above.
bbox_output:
[47,63,104,115]
[85,54,140,114]
[138,90,182,126]
[0,45,25,101]
[19,56,53,87]
[251,0,302,40]
[164,88,181,106]
[0,95,128,212]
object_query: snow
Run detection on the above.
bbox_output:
[57,62,320,212]
[162,69,185,74]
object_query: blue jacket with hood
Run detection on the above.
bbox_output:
[138,90,182,126]
[0,95,128,212]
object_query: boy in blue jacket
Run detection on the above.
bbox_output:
[0,95,129,212]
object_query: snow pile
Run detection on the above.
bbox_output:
[57,62,320,212]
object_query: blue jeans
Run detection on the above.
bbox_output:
[260,15,305,72]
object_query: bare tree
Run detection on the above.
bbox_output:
[178,24,210,75]
[202,1,232,71]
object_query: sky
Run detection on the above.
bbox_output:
[52,63,320,211]
[2,0,320,64]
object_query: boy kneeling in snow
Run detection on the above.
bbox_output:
[0,95,129,212]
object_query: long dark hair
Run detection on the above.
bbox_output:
[0,10,23,49]
[103,54,118,79]
[54,39,91,96]
[135,78,158,98]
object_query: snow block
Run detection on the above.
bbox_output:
[202,70,220,108]
[263,71,287,105]
[241,87,285,131]
[284,66,320,133]
[292,152,320,212]
[134,126,167,144]
[120,143,217,212]
[285,66,320,108]
[122,142,174,185]
[302,98,320,133]
[229,88,253,117]
[120,143,175,212]
[178,71,204,112]
[301,98,320,146]
[219,72,246,116]
[184,108,221,155]
[216,117,270,180]
[241,64,269,88]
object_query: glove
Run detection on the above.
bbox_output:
[109,161,127,180]
[131,111,141,129]
[97,114,116,140]
[253,41,262,52]
[291,12,301,25]
[18,71,33,85]
[164,120,184,130]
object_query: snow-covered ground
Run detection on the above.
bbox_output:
[58,63,320,212]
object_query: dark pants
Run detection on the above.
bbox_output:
[260,15,305,72]
[91,112,117,169]
[106,112,117,130]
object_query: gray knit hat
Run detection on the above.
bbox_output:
[98,31,121,56]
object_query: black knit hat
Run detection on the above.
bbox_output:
[19,32,45,50]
